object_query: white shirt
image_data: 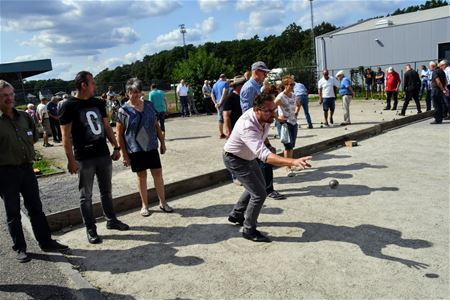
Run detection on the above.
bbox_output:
[177,84,188,96]
[223,109,272,162]
[318,76,339,98]
[444,66,450,85]
[36,103,49,120]
[275,91,298,125]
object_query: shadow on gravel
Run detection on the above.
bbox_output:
[174,204,283,218]
[279,184,399,198]
[262,221,432,269]
[311,153,352,161]
[166,135,211,141]
[274,163,387,184]
[0,283,135,299]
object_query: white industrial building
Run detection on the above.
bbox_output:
[315,6,450,76]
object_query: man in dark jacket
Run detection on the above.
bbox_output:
[399,64,422,116]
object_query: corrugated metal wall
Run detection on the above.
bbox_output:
[315,17,450,73]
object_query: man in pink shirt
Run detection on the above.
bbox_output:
[223,93,312,242]
[384,67,401,110]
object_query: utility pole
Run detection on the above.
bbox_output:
[179,24,187,59]
[309,0,317,86]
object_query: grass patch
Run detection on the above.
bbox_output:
[33,159,53,175]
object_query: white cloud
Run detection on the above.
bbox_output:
[122,16,217,65]
[198,0,229,12]
[2,0,181,56]
[236,0,283,11]
[237,8,285,39]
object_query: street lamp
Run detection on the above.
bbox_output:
[179,24,187,59]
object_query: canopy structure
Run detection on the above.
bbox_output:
[0,59,52,82]
[0,59,52,104]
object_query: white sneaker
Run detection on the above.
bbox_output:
[140,207,150,217]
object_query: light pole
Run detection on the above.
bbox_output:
[179,24,187,59]
[309,0,317,83]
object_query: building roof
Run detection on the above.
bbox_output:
[0,59,52,82]
[318,6,449,37]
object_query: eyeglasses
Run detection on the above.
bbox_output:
[0,92,14,97]
[257,107,277,113]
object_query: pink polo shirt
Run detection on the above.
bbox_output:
[223,109,272,162]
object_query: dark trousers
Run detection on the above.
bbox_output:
[442,89,450,117]
[156,112,165,132]
[0,165,51,251]
[224,154,267,233]
[258,160,274,194]
[431,90,444,123]
[299,95,313,127]
[78,156,117,230]
[401,90,421,114]
[49,117,62,141]
[180,96,189,117]
[203,97,212,114]
[386,91,398,109]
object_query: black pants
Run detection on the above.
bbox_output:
[432,90,444,123]
[203,97,212,114]
[401,90,421,114]
[386,91,398,109]
[0,165,51,251]
[49,117,62,141]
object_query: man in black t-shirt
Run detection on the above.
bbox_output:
[223,75,246,137]
[428,61,447,124]
[59,71,129,244]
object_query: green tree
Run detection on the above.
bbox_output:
[172,48,234,108]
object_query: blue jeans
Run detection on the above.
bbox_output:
[156,112,165,132]
[299,95,313,127]
[180,96,189,117]
[78,156,117,230]
[276,122,298,150]
[419,81,432,111]
[0,164,51,251]
[224,153,267,233]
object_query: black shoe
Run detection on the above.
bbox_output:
[329,117,334,124]
[40,240,69,252]
[228,215,244,226]
[87,228,102,244]
[391,107,397,111]
[398,112,405,116]
[430,121,442,124]
[106,220,129,231]
[16,249,31,263]
[383,107,390,110]
[308,125,313,129]
[417,111,422,114]
[242,230,271,243]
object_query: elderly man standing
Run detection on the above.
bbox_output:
[429,61,447,124]
[59,71,129,244]
[384,67,401,111]
[211,74,229,139]
[224,93,312,242]
[36,96,53,147]
[336,70,354,126]
[399,64,422,116]
[318,69,339,126]
[47,96,62,143]
[439,60,450,119]
[0,80,68,263]
[240,61,285,200]
[176,79,189,117]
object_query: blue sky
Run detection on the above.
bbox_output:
[0,0,424,81]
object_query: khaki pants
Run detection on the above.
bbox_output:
[342,95,352,124]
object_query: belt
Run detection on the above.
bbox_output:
[224,151,241,160]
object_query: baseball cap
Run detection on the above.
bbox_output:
[251,61,270,72]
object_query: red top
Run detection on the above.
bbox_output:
[385,71,401,91]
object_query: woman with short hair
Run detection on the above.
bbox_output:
[275,76,301,177]
[116,78,173,216]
